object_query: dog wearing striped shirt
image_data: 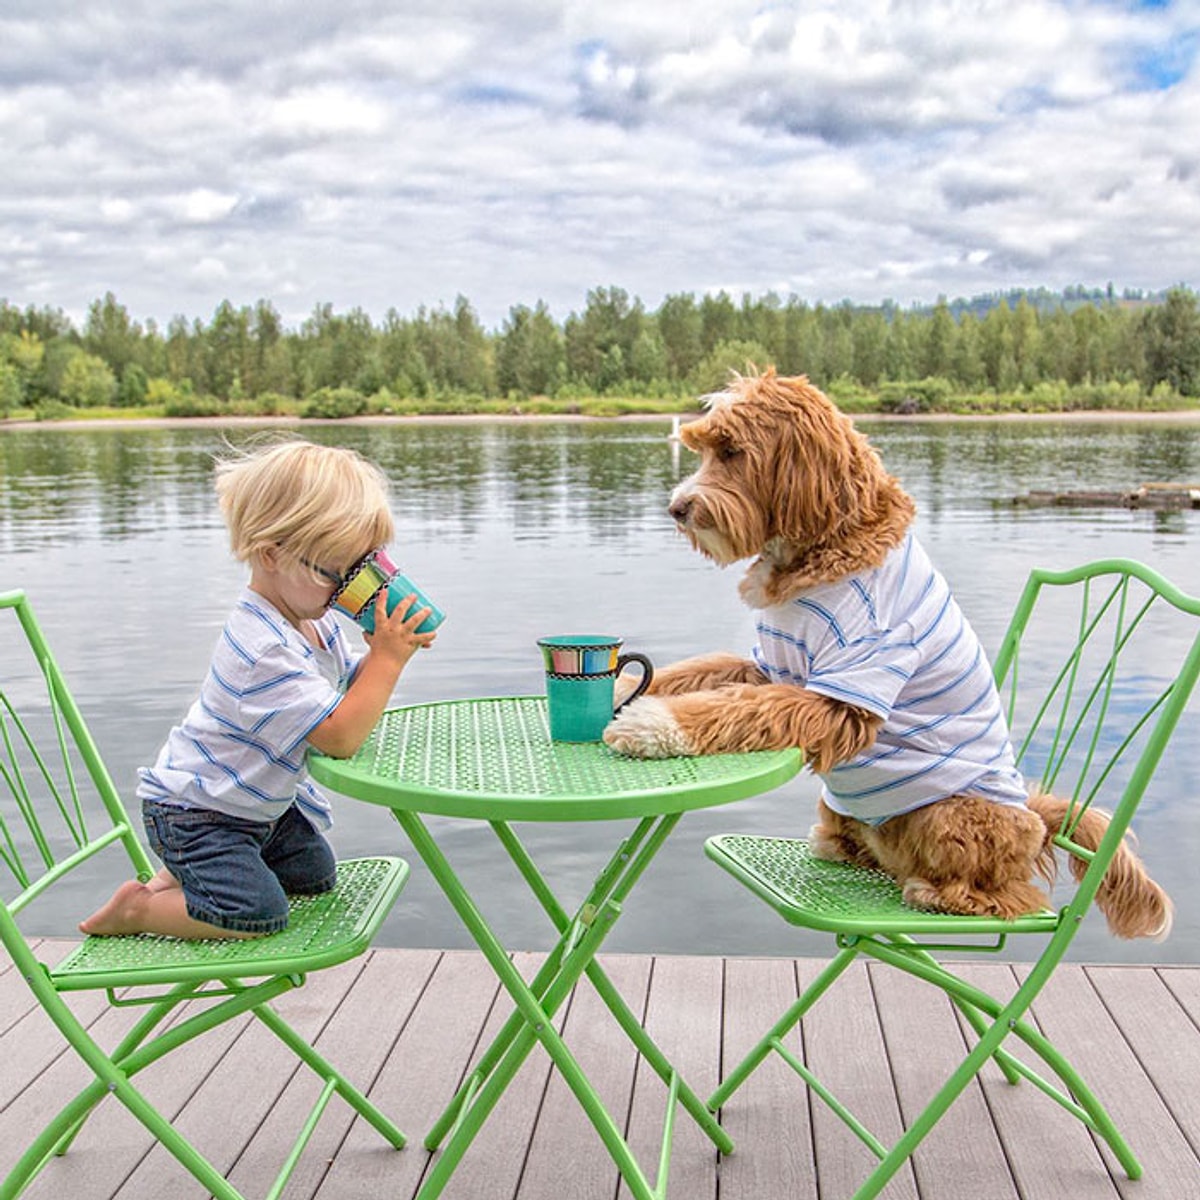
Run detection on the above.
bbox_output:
[604,369,1171,937]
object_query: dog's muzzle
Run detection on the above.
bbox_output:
[668,495,693,527]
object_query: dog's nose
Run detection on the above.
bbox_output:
[668,497,692,524]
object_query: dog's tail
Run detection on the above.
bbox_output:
[1027,790,1173,940]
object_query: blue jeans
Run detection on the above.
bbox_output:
[143,800,337,934]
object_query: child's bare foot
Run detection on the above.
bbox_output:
[79,880,154,936]
[80,873,259,939]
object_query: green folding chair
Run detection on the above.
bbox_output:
[704,559,1200,1199]
[0,589,410,1200]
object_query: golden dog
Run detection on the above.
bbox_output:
[604,370,1171,938]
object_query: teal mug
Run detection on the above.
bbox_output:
[538,635,654,742]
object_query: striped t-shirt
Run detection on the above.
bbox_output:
[752,533,1028,824]
[137,588,360,831]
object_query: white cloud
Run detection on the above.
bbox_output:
[0,0,1197,329]
[191,257,230,283]
[265,86,389,137]
[99,198,135,225]
[172,188,240,224]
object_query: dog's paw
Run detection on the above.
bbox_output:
[603,697,697,759]
[808,821,879,869]
[807,822,848,862]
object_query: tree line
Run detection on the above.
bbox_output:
[2,285,1199,419]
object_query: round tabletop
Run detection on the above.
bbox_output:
[309,695,802,821]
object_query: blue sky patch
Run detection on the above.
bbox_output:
[1129,31,1198,89]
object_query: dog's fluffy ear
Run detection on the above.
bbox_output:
[736,370,913,550]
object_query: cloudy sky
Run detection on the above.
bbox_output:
[3,0,1199,333]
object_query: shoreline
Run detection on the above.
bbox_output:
[4,407,1200,432]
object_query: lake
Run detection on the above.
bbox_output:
[3,415,1200,964]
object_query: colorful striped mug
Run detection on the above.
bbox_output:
[537,635,654,742]
[330,547,444,636]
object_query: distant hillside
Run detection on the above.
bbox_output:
[909,285,1182,321]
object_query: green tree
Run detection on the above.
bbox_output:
[655,293,704,382]
[411,297,494,397]
[206,301,250,400]
[698,291,738,353]
[629,327,669,387]
[59,351,117,407]
[690,338,772,393]
[118,362,149,407]
[84,292,142,379]
[1142,288,1200,396]
[817,304,855,381]
[949,312,986,388]
[851,310,888,387]
[378,309,430,398]
[921,300,955,379]
[450,295,493,395]
[0,362,21,415]
[882,310,916,382]
[979,303,1017,390]
[248,300,292,396]
[165,316,213,395]
[1011,297,1041,388]
[497,302,564,396]
[741,292,786,363]
[1068,306,1111,384]
[1,329,45,404]
[564,287,643,391]
[780,300,821,376]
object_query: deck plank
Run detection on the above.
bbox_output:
[870,962,1020,1200]
[1087,966,1200,1167]
[0,940,116,1112]
[519,953,651,1200]
[312,949,505,1200]
[440,950,570,1200]
[227,946,443,1200]
[955,962,1120,1200]
[798,958,919,1200]
[1,946,1198,1200]
[1017,962,1200,1199]
[104,956,371,1200]
[714,955,818,1200]
[620,953,723,1200]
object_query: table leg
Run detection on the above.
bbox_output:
[394,810,724,1200]
[424,816,661,1152]
[492,818,733,1155]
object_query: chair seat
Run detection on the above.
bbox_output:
[705,834,1058,936]
[51,856,409,991]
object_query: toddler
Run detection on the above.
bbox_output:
[80,437,437,938]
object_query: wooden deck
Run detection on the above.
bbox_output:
[2,942,1198,1200]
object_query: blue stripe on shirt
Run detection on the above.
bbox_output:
[832,706,1007,800]
[794,598,847,647]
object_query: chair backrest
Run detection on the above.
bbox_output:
[0,590,152,938]
[991,559,1200,909]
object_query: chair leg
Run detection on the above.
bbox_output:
[1,1071,246,1200]
[850,940,1143,1197]
[708,937,1142,1200]
[708,943,859,1111]
[887,937,1024,1086]
[50,984,193,1157]
[5,976,405,1200]
[251,999,406,1149]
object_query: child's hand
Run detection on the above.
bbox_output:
[310,591,438,759]
[363,590,437,667]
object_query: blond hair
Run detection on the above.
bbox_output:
[214,437,394,570]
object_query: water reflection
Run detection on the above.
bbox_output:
[2,416,1200,964]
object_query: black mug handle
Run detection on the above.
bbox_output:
[613,653,654,715]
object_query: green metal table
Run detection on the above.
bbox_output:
[310,695,801,1200]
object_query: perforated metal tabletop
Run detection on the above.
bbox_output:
[309,695,802,820]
